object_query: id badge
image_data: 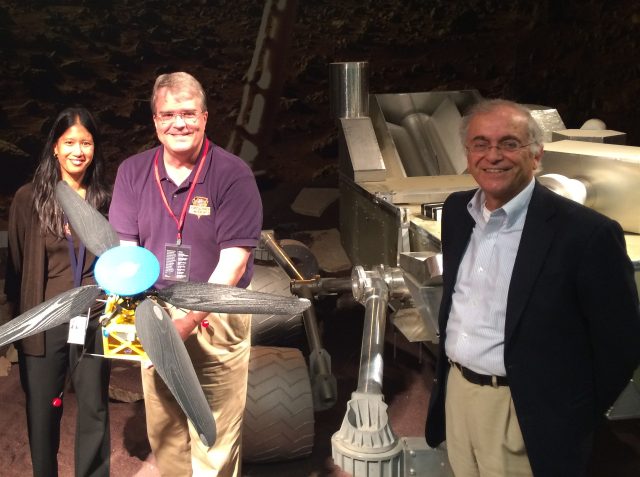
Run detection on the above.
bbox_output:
[164,243,192,281]
[68,311,90,345]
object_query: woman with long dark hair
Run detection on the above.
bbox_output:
[5,106,111,477]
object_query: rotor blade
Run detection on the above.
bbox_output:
[155,282,311,315]
[0,285,102,349]
[55,181,120,256]
[135,298,216,447]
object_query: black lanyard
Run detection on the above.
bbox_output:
[65,219,86,288]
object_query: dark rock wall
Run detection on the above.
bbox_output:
[0,0,638,199]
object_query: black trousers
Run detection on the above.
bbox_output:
[18,319,111,477]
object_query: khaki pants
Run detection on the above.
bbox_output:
[142,304,251,477]
[444,365,533,477]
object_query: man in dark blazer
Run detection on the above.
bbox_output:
[425,99,640,476]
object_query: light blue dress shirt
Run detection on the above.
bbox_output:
[445,179,535,376]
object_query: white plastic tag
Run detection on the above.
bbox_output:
[67,310,90,345]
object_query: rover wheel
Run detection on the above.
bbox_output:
[250,264,304,347]
[243,346,314,463]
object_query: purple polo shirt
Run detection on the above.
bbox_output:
[109,139,262,289]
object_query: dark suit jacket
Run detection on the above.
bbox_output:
[425,181,640,476]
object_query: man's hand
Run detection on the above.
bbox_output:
[173,310,210,341]
[166,246,250,342]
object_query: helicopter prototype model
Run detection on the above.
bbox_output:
[0,181,311,447]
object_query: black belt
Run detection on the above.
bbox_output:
[449,360,508,387]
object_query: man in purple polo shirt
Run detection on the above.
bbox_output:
[109,71,262,476]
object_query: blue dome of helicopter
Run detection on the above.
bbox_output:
[94,245,160,296]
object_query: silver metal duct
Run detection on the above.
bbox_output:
[330,61,369,119]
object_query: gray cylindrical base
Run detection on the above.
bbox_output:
[332,445,403,477]
[331,393,403,477]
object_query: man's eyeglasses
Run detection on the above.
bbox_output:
[466,139,533,154]
[155,111,201,125]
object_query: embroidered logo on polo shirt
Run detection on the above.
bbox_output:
[188,196,211,218]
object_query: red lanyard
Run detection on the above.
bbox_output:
[153,139,210,245]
